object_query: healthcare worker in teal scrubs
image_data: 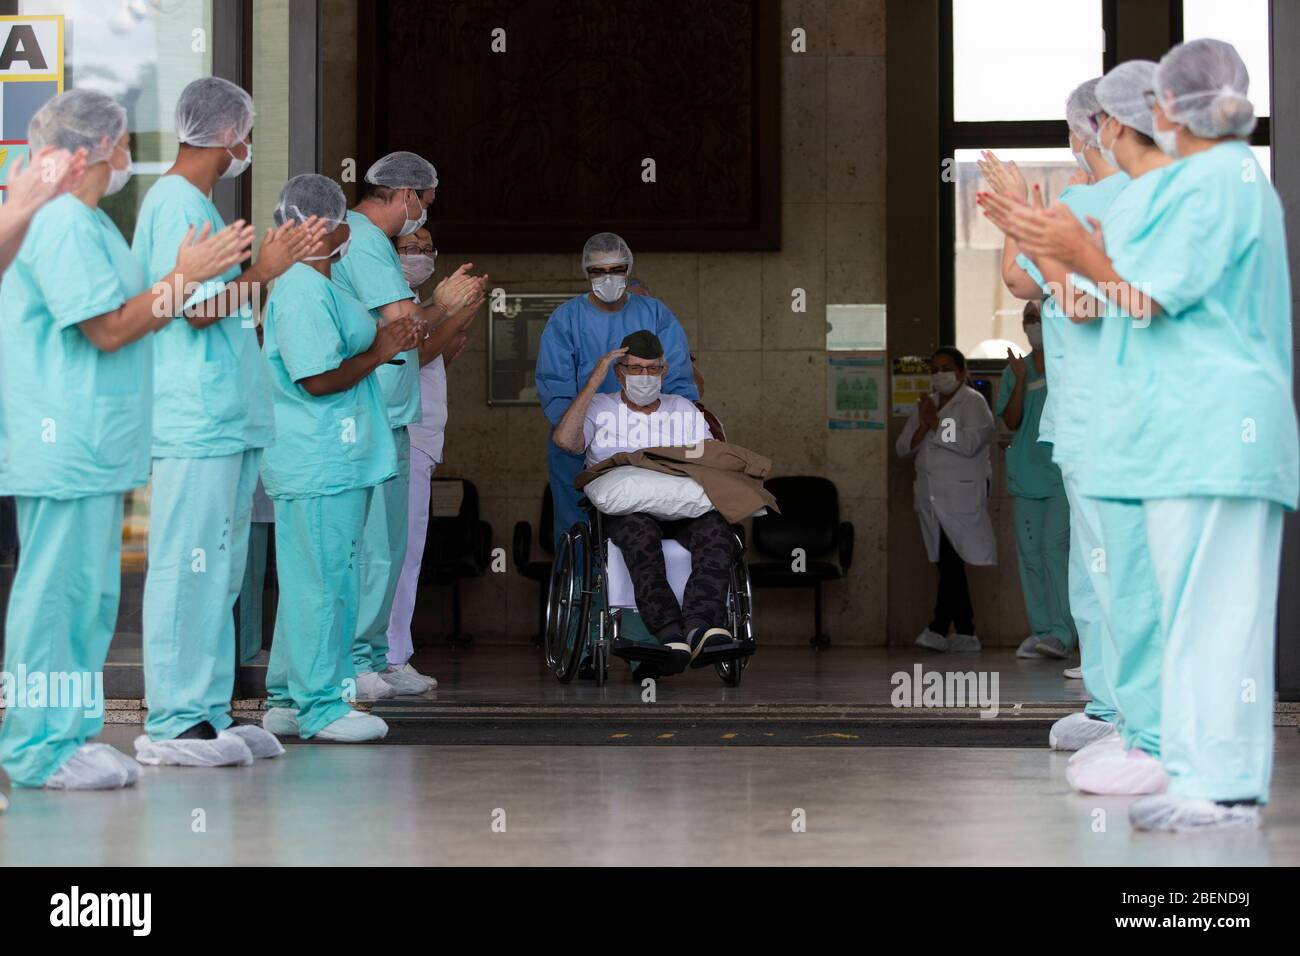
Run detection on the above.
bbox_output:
[0,89,252,792]
[986,62,1173,796]
[259,174,423,743]
[131,77,324,768]
[330,151,483,701]
[1007,40,1297,832]
[994,301,1074,661]
[979,76,1144,757]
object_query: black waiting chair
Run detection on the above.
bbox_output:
[418,478,493,644]
[747,476,854,647]
[512,484,555,645]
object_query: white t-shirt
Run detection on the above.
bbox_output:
[582,392,713,467]
[407,291,449,462]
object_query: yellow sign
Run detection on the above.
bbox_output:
[0,15,65,195]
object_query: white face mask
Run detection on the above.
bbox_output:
[1151,122,1180,158]
[221,140,252,179]
[623,371,662,405]
[400,252,436,287]
[1025,323,1043,348]
[592,274,627,304]
[105,144,133,196]
[931,371,959,396]
[1071,149,1091,177]
[304,234,349,262]
[1098,117,1121,170]
[397,189,428,237]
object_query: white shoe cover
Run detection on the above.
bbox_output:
[1067,746,1168,795]
[223,724,286,759]
[914,628,949,652]
[262,706,300,737]
[1016,636,1044,659]
[1130,794,1261,833]
[134,732,253,768]
[315,710,388,742]
[949,632,980,652]
[354,670,397,702]
[1048,711,1117,750]
[379,665,430,696]
[44,744,132,790]
[1063,666,1083,679]
[397,662,437,690]
[1034,636,1069,659]
[1067,733,1124,767]
[101,745,144,784]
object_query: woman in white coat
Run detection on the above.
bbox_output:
[896,347,997,651]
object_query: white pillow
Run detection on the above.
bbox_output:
[584,466,714,520]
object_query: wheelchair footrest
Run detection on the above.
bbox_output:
[610,637,673,664]
[692,638,756,667]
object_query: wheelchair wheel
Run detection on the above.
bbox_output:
[715,656,747,687]
[716,558,755,687]
[544,524,592,683]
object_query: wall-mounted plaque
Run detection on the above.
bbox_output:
[487,291,582,406]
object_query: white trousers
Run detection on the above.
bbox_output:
[386,443,436,665]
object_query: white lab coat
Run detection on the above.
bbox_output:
[895,384,997,566]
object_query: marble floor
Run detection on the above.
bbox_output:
[2,725,1297,866]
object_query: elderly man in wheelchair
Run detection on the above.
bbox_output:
[547,330,756,685]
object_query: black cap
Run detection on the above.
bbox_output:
[619,329,664,360]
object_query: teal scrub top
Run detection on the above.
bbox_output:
[0,195,151,499]
[329,210,420,430]
[1015,171,1130,462]
[132,174,274,458]
[260,263,398,499]
[1080,141,1298,509]
[995,357,1063,498]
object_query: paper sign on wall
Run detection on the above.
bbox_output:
[0,16,64,201]
[827,356,885,430]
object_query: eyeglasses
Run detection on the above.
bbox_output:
[397,245,436,257]
[587,265,629,277]
[1087,111,1105,132]
[617,362,665,374]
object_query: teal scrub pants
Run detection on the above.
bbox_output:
[351,427,409,674]
[1010,493,1074,647]
[237,521,270,665]
[265,486,371,738]
[1092,495,1163,756]
[1144,496,1282,804]
[1059,465,1118,723]
[0,493,124,787]
[141,450,260,740]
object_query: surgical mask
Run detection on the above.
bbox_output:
[623,371,662,405]
[1025,324,1043,348]
[592,274,627,304]
[1152,122,1180,158]
[1071,149,1091,177]
[398,190,427,237]
[400,252,436,287]
[305,235,349,262]
[1098,117,1120,171]
[931,371,959,396]
[221,140,252,179]
[105,145,133,196]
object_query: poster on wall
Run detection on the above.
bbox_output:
[0,15,64,203]
[827,356,886,430]
[892,355,932,417]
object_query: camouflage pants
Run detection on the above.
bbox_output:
[604,510,733,640]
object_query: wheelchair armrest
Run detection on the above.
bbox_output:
[474,521,493,572]
[512,520,532,571]
[837,520,855,573]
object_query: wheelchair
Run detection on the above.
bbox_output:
[543,500,756,687]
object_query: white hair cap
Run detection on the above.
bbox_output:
[364,151,438,190]
[27,89,127,165]
[581,232,633,274]
[274,174,347,229]
[175,76,255,147]
[1154,38,1256,138]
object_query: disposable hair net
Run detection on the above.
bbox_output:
[175,76,255,147]
[1095,60,1158,138]
[1066,78,1103,146]
[582,232,633,274]
[1154,38,1256,138]
[273,174,347,229]
[364,151,438,190]
[27,89,127,164]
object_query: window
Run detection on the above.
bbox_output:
[942,0,1110,358]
